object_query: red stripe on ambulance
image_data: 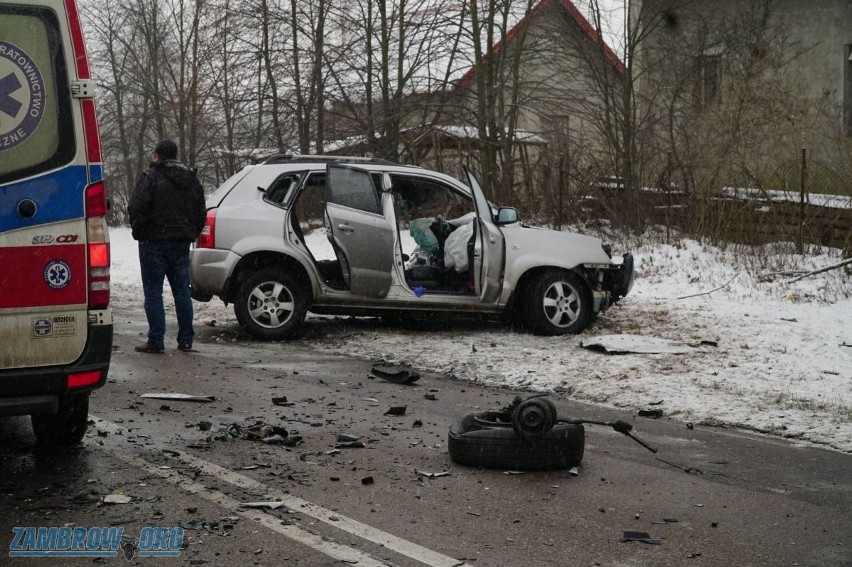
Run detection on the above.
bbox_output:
[0,244,86,308]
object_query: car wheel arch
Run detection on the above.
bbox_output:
[226,252,315,304]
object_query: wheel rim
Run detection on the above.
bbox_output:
[542,280,581,328]
[247,280,296,329]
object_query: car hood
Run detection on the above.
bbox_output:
[500,223,613,265]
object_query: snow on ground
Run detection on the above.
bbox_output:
[110,227,852,453]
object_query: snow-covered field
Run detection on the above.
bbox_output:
[110,227,852,453]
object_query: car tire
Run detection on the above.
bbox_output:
[523,270,593,335]
[31,394,89,446]
[448,414,584,471]
[234,267,308,340]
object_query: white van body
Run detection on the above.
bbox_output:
[0,0,112,444]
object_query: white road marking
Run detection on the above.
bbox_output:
[92,417,471,567]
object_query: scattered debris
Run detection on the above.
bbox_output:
[139,393,215,403]
[656,457,703,475]
[415,470,450,479]
[212,421,302,447]
[102,494,132,505]
[424,393,437,401]
[196,421,212,432]
[412,420,423,427]
[638,409,664,419]
[371,365,421,384]
[336,440,365,449]
[361,476,375,485]
[240,501,285,510]
[621,531,662,545]
[581,334,694,355]
[180,517,240,531]
[272,397,294,407]
[568,466,580,477]
[337,433,360,443]
[384,406,407,416]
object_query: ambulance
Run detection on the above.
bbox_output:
[0,0,111,443]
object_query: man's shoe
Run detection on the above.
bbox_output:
[177,344,194,352]
[135,343,164,354]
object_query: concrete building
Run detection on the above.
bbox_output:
[632,0,852,192]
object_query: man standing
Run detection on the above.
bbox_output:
[128,140,206,353]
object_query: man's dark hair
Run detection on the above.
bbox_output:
[155,139,178,160]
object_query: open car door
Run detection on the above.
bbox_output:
[325,165,395,297]
[465,168,505,303]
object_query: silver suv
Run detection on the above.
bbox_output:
[190,155,633,339]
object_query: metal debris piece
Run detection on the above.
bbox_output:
[621,531,662,545]
[337,433,360,443]
[361,476,375,485]
[103,494,132,505]
[385,406,407,416]
[371,365,421,384]
[582,334,693,355]
[240,501,285,510]
[139,393,215,403]
[416,470,450,478]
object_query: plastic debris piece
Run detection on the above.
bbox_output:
[139,393,215,403]
[371,365,421,384]
[240,501,285,510]
[272,397,294,406]
[212,421,302,447]
[103,494,132,505]
[336,441,365,449]
[413,286,426,298]
[337,433,360,443]
[361,476,375,485]
[621,531,662,545]
[568,466,580,476]
[416,470,450,478]
[385,406,407,416]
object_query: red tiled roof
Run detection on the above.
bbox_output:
[455,0,625,89]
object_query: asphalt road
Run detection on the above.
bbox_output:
[1,307,850,566]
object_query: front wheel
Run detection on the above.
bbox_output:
[32,394,90,445]
[234,267,308,340]
[523,270,593,335]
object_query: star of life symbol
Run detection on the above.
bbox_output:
[0,40,46,151]
[33,318,52,336]
[44,260,71,290]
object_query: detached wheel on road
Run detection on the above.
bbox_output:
[523,270,593,335]
[448,414,584,471]
[31,394,89,445]
[235,267,308,340]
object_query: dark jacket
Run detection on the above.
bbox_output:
[128,160,206,242]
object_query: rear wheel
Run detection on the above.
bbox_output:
[523,270,593,335]
[235,267,308,340]
[32,394,89,445]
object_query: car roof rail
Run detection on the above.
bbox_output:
[262,153,399,166]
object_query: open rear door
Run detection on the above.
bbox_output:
[325,165,395,297]
[465,168,505,303]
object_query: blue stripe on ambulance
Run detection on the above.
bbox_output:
[0,166,87,232]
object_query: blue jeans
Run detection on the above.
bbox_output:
[139,240,194,349]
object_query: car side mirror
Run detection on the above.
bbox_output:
[496,207,519,225]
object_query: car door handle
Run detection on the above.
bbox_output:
[337,223,355,234]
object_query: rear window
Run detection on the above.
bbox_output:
[0,4,74,184]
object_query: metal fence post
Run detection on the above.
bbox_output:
[798,148,807,255]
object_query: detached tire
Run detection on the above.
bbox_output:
[523,270,593,335]
[31,395,89,446]
[235,267,308,340]
[448,414,584,471]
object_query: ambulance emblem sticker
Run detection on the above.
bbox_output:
[44,260,71,290]
[0,40,46,151]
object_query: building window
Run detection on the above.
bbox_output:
[700,54,721,105]
[844,45,852,136]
